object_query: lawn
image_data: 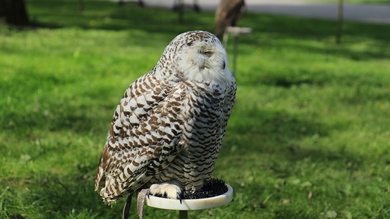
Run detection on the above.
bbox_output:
[306,0,390,3]
[0,0,389,219]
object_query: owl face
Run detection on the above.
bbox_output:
[156,31,231,84]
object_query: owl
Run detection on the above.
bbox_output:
[95,30,236,214]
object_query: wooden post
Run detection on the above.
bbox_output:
[233,36,239,76]
[178,0,184,23]
[336,0,343,44]
[224,26,252,76]
[179,210,188,219]
[77,0,84,11]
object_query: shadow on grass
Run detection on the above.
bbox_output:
[26,0,390,63]
[239,13,390,61]
[26,1,212,35]
[222,107,364,166]
[2,106,111,138]
[229,108,330,139]
[0,173,123,219]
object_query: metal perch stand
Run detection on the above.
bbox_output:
[144,184,233,219]
[179,210,188,219]
[223,26,252,76]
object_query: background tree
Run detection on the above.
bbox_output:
[214,0,246,41]
[0,0,29,26]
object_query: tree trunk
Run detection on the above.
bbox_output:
[0,0,29,26]
[214,0,246,41]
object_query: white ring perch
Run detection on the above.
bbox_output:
[145,184,233,218]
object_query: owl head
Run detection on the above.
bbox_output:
[155,31,232,84]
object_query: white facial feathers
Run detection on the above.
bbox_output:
[155,31,232,84]
[177,40,229,83]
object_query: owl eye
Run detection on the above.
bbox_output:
[199,50,213,57]
[222,61,226,69]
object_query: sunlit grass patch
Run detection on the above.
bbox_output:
[0,1,389,218]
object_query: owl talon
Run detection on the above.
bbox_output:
[146,190,151,199]
[178,192,183,204]
[149,181,183,200]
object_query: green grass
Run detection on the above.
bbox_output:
[304,0,390,3]
[1,0,390,218]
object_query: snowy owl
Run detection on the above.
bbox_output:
[95,30,236,216]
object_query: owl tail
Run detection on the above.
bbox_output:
[122,193,133,219]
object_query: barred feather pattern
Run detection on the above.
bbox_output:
[95,30,236,204]
[148,80,236,192]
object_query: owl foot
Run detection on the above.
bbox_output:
[149,181,183,201]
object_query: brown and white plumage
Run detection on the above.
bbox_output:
[95,30,236,206]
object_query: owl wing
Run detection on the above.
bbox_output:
[223,80,237,127]
[95,73,186,204]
